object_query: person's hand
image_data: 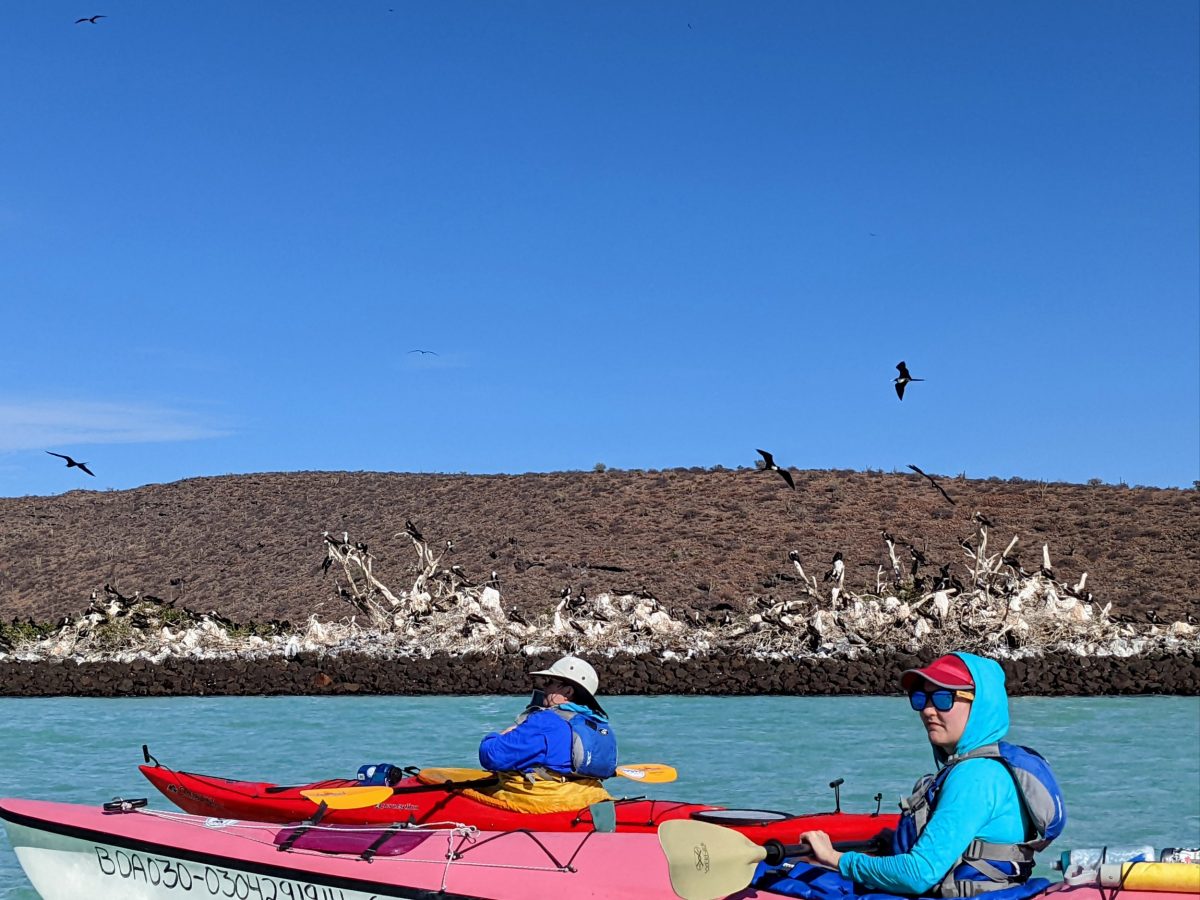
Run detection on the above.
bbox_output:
[799,830,843,870]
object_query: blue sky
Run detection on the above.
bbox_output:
[1,1,1197,496]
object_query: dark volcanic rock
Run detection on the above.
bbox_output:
[0,651,1195,698]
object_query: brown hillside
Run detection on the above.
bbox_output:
[1,469,1197,627]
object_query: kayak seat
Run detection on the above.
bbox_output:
[416,767,493,785]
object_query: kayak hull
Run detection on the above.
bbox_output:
[0,796,700,899]
[139,762,895,844]
[3,797,1195,900]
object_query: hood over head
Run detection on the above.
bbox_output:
[930,652,1009,765]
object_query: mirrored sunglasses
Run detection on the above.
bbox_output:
[908,688,974,712]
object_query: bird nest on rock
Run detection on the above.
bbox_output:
[731,526,1198,658]
[4,521,1196,663]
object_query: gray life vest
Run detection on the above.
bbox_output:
[897,742,1066,898]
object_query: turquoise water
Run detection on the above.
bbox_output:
[0,695,1197,898]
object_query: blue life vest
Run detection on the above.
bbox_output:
[894,742,1066,897]
[753,861,1052,900]
[551,704,618,779]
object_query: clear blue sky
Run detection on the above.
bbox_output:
[2,1,1197,497]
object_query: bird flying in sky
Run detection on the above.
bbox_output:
[755,448,795,489]
[74,15,107,24]
[46,451,95,477]
[907,463,955,505]
[894,361,924,400]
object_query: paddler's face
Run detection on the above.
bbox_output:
[535,677,574,707]
[917,678,972,752]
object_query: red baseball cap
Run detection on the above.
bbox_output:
[900,654,974,692]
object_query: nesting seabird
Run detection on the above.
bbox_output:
[755,448,796,490]
[908,545,927,575]
[894,361,924,400]
[823,552,845,582]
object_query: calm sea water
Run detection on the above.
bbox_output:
[1,695,1197,898]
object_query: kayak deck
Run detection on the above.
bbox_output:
[139,760,898,844]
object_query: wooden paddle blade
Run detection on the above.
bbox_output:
[299,786,393,809]
[615,763,677,783]
[658,819,768,900]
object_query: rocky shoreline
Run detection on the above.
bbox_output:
[2,649,1195,698]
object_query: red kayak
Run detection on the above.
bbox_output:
[139,755,897,845]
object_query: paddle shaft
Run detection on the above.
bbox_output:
[303,763,676,808]
[764,837,882,866]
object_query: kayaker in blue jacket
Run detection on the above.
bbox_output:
[476,655,617,813]
[795,652,1064,898]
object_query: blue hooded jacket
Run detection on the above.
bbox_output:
[839,653,1028,895]
[479,705,578,774]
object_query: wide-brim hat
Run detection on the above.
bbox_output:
[531,655,606,716]
[900,653,974,692]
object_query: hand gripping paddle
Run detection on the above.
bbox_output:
[657,819,877,900]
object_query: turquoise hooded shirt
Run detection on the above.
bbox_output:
[839,653,1029,895]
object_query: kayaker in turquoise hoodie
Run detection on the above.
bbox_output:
[798,652,1063,897]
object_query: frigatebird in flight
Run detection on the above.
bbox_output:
[755,448,795,490]
[907,463,955,505]
[894,361,924,400]
[46,451,95,477]
[74,15,107,23]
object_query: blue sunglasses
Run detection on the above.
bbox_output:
[908,688,974,712]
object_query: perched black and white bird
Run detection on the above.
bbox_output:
[404,520,423,542]
[973,511,995,529]
[894,361,924,400]
[823,552,845,582]
[908,545,927,575]
[1002,554,1027,576]
[75,15,107,24]
[755,448,795,490]
[46,451,95,477]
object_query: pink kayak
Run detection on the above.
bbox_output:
[0,796,706,899]
[3,796,1196,900]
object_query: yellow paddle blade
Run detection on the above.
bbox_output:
[657,819,768,900]
[615,763,677,784]
[299,786,393,809]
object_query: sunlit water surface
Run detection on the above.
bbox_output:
[0,695,1196,898]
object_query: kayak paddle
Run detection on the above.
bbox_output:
[615,763,677,783]
[301,763,678,809]
[657,819,877,900]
